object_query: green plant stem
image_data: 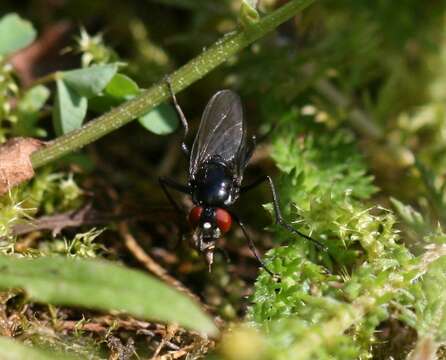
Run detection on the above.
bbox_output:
[30,0,315,169]
[26,71,60,90]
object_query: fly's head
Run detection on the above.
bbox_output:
[188,206,232,270]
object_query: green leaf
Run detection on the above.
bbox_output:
[89,74,139,114]
[390,197,428,235]
[0,255,217,336]
[0,13,36,56]
[105,73,139,99]
[62,63,119,98]
[13,85,50,137]
[138,103,179,135]
[18,85,50,113]
[52,79,87,135]
[0,336,79,360]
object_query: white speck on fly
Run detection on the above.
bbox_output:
[203,222,212,229]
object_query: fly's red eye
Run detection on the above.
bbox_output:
[189,206,203,227]
[216,208,232,233]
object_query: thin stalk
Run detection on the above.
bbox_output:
[26,71,61,90]
[31,0,315,168]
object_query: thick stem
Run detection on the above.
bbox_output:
[31,0,315,168]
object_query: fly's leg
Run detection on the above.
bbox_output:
[159,177,190,214]
[241,124,278,167]
[165,77,190,158]
[241,176,327,251]
[227,209,277,278]
[159,177,191,242]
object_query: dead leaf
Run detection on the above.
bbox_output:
[0,137,45,195]
[407,336,438,360]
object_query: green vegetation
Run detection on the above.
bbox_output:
[0,0,446,358]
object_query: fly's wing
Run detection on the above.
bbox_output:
[190,90,248,179]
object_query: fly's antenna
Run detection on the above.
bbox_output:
[165,77,190,158]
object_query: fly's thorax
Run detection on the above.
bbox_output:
[190,160,239,206]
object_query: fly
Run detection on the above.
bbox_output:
[159,80,326,275]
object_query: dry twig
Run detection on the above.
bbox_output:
[117,222,203,306]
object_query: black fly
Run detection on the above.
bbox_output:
[159,80,326,275]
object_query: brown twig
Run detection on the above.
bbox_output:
[6,204,175,239]
[14,232,42,252]
[8,203,103,237]
[117,222,204,306]
[154,344,195,360]
[59,320,108,333]
[152,324,179,359]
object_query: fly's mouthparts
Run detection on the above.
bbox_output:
[205,250,214,271]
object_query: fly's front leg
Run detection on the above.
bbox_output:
[241,176,327,251]
[158,177,190,215]
[165,77,190,158]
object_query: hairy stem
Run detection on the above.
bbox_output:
[30,0,315,168]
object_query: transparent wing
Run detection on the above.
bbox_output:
[190,90,247,178]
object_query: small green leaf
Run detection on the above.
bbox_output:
[0,255,218,336]
[105,73,139,99]
[18,85,50,113]
[390,197,428,236]
[89,74,139,113]
[0,13,36,56]
[0,336,79,360]
[13,85,50,137]
[62,63,119,98]
[52,79,87,135]
[138,103,179,135]
[240,0,260,28]
[390,198,425,227]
